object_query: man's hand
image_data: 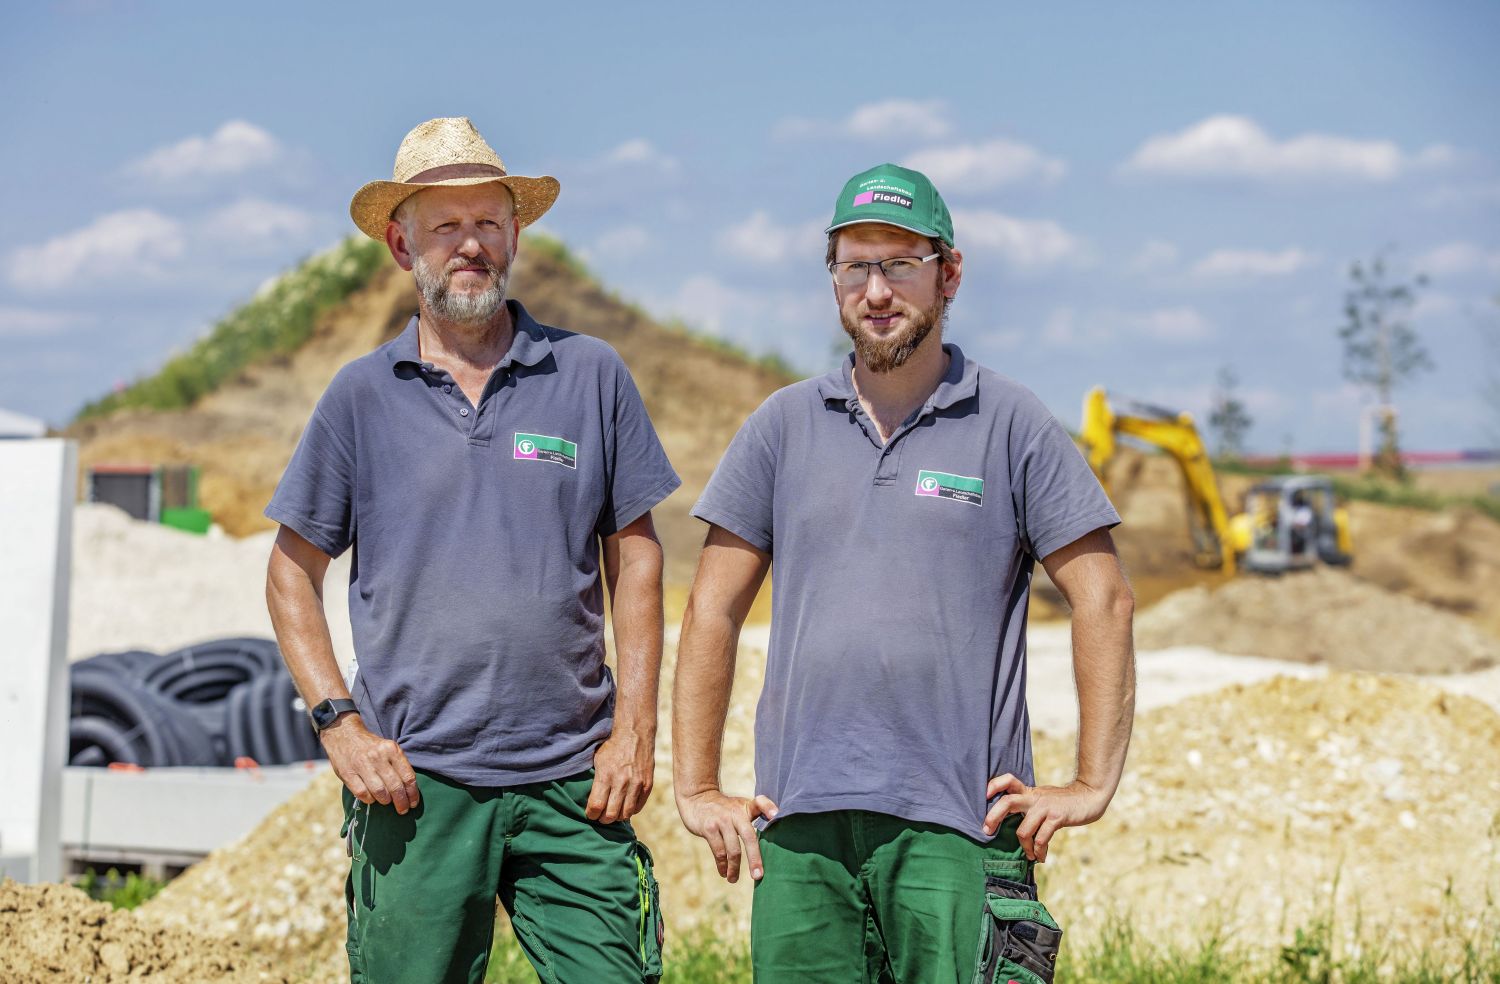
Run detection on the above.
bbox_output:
[587,730,654,824]
[676,789,779,883]
[983,774,1112,862]
[320,714,420,815]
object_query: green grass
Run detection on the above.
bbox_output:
[484,924,750,983]
[75,867,165,910]
[1058,914,1500,983]
[74,236,388,422]
[476,912,1500,983]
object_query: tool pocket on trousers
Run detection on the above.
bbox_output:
[972,874,1063,984]
[632,841,665,981]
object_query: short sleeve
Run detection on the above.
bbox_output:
[596,364,681,537]
[265,398,356,558]
[1011,413,1121,562]
[691,400,778,554]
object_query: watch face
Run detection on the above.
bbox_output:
[312,700,337,730]
[312,699,350,730]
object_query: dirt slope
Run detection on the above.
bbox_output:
[1136,565,1500,672]
[67,244,795,585]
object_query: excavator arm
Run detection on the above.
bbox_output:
[1081,387,1237,575]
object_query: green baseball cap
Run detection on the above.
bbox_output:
[825,163,954,247]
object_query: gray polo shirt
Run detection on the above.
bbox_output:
[692,345,1119,840]
[267,300,680,786]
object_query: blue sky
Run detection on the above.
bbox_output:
[3,1,1498,452]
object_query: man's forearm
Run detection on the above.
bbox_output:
[266,555,348,710]
[608,549,664,742]
[1070,591,1136,798]
[672,603,741,798]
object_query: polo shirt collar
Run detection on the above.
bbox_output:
[817,342,978,412]
[387,299,553,371]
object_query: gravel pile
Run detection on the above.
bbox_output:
[1135,566,1500,673]
[1034,672,1500,966]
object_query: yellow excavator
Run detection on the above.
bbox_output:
[1080,388,1353,576]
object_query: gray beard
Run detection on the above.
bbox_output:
[413,253,509,325]
[841,294,948,374]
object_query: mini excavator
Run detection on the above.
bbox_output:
[1079,388,1353,576]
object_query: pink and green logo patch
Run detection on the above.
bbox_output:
[514,432,577,469]
[852,175,916,210]
[915,469,983,506]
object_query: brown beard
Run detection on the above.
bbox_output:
[841,292,948,374]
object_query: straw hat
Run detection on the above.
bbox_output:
[349,117,559,240]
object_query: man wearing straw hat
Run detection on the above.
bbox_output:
[266,117,677,983]
[673,163,1134,981]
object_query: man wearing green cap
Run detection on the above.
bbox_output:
[673,164,1136,981]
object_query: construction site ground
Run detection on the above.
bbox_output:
[20,244,1500,980]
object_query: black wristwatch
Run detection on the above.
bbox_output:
[309,698,360,733]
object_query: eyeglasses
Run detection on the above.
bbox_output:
[829,253,940,287]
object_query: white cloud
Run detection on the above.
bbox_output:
[951,210,1090,272]
[0,306,93,337]
[1121,115,1455,183]
[717,212,825,265]
[1129,306,1214,342]
[1414,242,1500,279]
[7,209,185,291]
[1422,181,1500,209]
[602,138,679,172]
[199,199,318,244]
[1191,247,1319,279]
[903,139,1066,191]
[590,225,652,260]
[776,99,953,142]
[647,274,831,369]
[127,120,281,183]
[1128,239,1179,275]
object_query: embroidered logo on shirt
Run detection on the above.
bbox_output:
[513,432,577,469]
[915,469,983,506]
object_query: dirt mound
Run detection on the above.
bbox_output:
[0,880,287,983]
[141,769,349,982]
[1034,673,1500,961]
[67,242,794,586]
[1350,501,1500,638]
[1136,566,1500,673]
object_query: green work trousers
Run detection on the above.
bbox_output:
[341,768,664,984]
[751,810,1062,984]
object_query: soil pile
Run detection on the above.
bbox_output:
[1350,501,1500,638]
[0,880,287,983]
[1034,673,1500,963]
[1136,566,1500,672]
[67,243,795,585]
[141,769,350,983]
